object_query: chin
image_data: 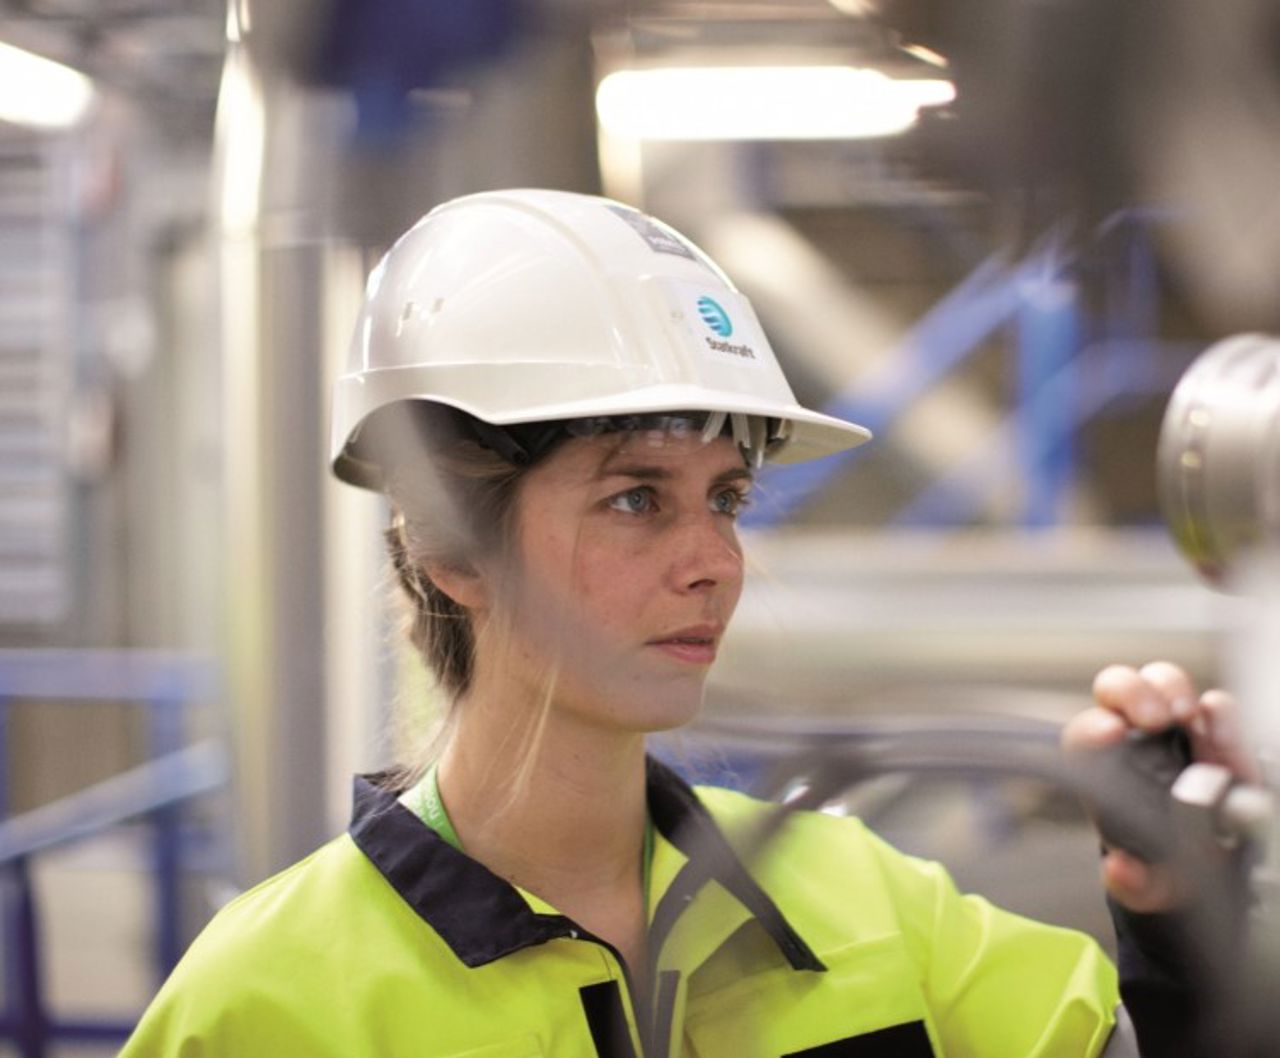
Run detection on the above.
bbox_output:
[635,682,710,733]
[566,675,708,735]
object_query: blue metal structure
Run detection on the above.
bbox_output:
[743,253,1026,527]
[309,0,526,144]
[743,213,1187,531]
[0,651,226,1058]
[1015,268,1082,528]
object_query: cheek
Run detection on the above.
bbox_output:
[510,526,638,637]
[522,538,659,661]
[576,541,652,606]
[723,563,745,612]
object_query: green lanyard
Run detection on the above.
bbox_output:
[401,764,655,905]
[401,763,463,851]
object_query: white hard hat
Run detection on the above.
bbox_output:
[331,188,871,490]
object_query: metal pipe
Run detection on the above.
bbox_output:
[214,0,333,883]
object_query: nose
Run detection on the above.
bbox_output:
[669,511,744,594]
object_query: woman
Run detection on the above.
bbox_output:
[123,189,1238,1056]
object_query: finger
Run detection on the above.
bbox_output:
[1093,664,1172,732]
[1137,660,1198,723]
[1101,849,1182,913]
[1062,705,1129,753]
[1198,688,1262,782]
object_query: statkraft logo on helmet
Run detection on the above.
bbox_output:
[696,296,734,337]
[695,293,757,360]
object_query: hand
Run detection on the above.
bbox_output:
[1062,660,1259,912]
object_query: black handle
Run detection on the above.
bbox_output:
[1091,726,1194,862]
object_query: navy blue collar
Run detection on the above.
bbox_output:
[348,756,823,972]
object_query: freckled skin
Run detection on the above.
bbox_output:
[489,431,749,734]
[429,431,755,971]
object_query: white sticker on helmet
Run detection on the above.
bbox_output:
[606,205,699,261]
[661,280,769,373]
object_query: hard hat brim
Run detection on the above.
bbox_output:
[332,366,871,490]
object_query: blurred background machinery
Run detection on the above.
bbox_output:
[0,0,1277,1053]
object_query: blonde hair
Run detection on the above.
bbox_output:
[376,408,648,805]
[384,434,523,680]
[375,399,576,807]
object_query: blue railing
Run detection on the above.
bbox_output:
[0,650,227,1058]
[744,212,1191,530]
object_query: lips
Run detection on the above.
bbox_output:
[647,625,722,665]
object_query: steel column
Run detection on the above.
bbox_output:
[1015,275,1081,527]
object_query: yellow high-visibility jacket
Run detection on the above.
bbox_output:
[121,759,1121,1057]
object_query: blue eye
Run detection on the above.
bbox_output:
[711,488,750,517]
[609,487,657,515]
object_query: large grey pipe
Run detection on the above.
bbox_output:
[1158,334,1280,587]
[213,0,334,883]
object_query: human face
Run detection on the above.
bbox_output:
[491,429,750,733]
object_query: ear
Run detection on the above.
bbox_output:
[422,559,490,612]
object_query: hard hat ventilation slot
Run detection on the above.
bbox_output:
[700,410,727,445]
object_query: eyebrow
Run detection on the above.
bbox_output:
[596,463,755,486]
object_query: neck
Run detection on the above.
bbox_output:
[436,691,650,902]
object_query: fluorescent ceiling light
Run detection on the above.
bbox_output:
[0,40,95,128]
[596,66,955,142]
[826,0,878,15]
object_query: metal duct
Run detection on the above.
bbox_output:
[214,0,336,883]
